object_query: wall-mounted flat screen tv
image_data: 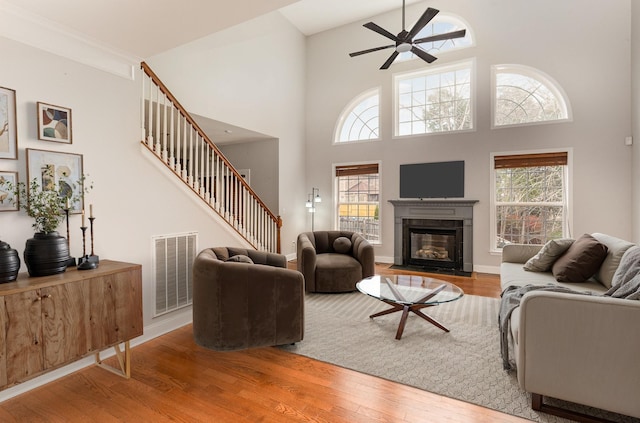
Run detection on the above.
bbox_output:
[399,160,465,199]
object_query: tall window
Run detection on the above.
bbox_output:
[335,88,380,143]
[395,60,473,136]
[492,152,569,250]
[493,65,571,127]
[336,163,380,243]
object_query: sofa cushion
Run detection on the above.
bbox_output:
[591,233,635,288]
[552,234,608,282]
[225,254,254,264]
[523,238,574,272]
[333,236,352,254]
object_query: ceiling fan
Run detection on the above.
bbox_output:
[349,1,467,70]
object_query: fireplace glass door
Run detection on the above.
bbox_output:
[410,231,455,264]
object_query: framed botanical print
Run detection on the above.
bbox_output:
[37,102,72,144]
[0,86,18,159]
[26,149,83,213]
[0,171,18,211]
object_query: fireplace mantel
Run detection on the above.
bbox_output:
[389,199,478,273]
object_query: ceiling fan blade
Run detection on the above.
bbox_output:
[411,46,437,64]
[406,7,439,41]
[349,44,396,57]
[414,29,467,45]
[380,51,399,70]
[363,22,401,42]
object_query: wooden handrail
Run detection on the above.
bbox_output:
[140,62,282,253]
[140,62,279,223]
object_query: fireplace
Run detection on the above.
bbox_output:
[389,199,478,276]
[403,219,463,272]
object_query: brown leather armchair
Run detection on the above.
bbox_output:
[297,231,375,293]
[192,247,304,351]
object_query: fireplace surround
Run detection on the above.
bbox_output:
[389,199,478,275]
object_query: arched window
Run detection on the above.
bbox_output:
[493,65,571,127]
[335,88,380,143]
[397,14,473,63]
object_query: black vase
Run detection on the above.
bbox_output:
[23,232,70,277]
[0,240,20,283]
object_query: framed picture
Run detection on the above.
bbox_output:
[37,102,72,144]
[26,148,83,213]
[0,171,18,212]
[0,86,17,159]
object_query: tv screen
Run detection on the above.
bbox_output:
[399,161,465,199]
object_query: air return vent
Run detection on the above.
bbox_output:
[152,232,197,317]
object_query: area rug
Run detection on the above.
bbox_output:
[279,292,639,423]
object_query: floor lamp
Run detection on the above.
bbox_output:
[305,187,321,231]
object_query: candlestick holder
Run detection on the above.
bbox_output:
[78,216,99,270]
[63,207,76,267]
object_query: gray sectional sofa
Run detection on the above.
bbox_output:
[500,233,640,420]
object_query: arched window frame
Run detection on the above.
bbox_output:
[334,88,381,144]
[491,64,572,129]
[397,13,475,64]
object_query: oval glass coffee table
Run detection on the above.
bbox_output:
[356,274,464,340]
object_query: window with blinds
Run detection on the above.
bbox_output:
[335,163,380,242]
[492,152,569,249]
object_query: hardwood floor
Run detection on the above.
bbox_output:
[0,263,529,423]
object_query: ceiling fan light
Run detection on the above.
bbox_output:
[396,43,412,53]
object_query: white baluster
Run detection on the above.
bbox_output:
[169,105,175,169]
[188,127,194,187]
[182,117,188,179]
[141,72,146,142]
[162,94,168,161]
[147,76,154,147]
[155,85,161,154]
[175,113,181,173]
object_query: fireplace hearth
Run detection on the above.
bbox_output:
[389,199,478,276]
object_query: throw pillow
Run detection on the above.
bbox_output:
[551,234,608,282]
[523,238,574,272]
[225,255,254,264]
[333,236,352,254]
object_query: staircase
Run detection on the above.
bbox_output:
[140,62,281,253]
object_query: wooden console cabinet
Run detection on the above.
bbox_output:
[0,260,142,390]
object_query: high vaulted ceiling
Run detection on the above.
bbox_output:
[1,0,423,58]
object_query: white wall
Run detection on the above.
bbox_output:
[219,138,279,212]
[146,11,308,257]
[305,0,633,271]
